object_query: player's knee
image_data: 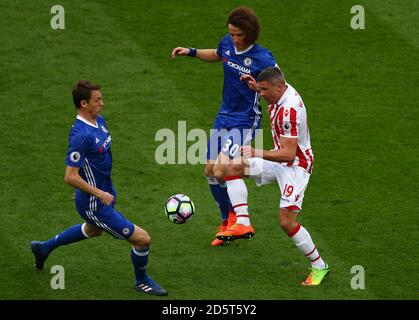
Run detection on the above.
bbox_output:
[83,223,103,237]
[213,164,225,181]
[131,228,151,247]
[279,218,294,234]
[204,163,214,177]
[215,162,243,181]
[136,233,151,247]
[142,233,151,246]
[279,210,297,234]
[229,162,245,176]
[90,230,103,237]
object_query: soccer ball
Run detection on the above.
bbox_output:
[164,194,195,224]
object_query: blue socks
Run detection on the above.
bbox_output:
[41,223,88,255]
[40,226,153,287]
[208,177,232,221]
[131,247,149,284]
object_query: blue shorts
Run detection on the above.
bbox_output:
[206,115,261,160]
[76,204,135,240]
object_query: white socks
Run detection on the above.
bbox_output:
[225,177,250,226]
[224,177,326,269]
[289,224,326,269]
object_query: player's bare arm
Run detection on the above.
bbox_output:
[171,47,222,62]
[64,166,114,205]
[242,136,297,163]
[240,74,259,92]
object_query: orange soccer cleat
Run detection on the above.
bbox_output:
[211,212,236,247]
[216,223,255,242]
[211,222,228,246]
[211,238,225,246]
[227,211,237,227]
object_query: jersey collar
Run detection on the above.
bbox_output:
[234,44,254,55]
[77,114,98,128]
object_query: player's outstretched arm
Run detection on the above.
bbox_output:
[64,166,114,205]
[171,47,221,62]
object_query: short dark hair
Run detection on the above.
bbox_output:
[257,67,285,84]
[72,80,101,109]
[227,7,260,46]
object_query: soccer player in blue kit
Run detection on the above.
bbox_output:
[172,7,278,246]
[30,80,167,296]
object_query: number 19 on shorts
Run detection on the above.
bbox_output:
[283,184,294,197]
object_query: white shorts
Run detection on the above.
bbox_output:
[247,157,311,210]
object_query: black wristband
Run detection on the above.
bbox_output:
[187,48,197,57]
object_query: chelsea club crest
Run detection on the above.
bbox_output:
[243,57,253,66]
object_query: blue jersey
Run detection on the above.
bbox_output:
[216,34,277,125]
[65,115,114,211]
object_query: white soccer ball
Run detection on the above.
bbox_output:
[164,194,195,224]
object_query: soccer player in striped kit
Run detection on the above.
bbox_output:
[30,80,167,295]
[215,67,330,286]
[172,7,278,246]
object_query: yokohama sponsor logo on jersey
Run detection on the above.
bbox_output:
[226,60,251,74]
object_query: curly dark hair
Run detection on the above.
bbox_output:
[226,7,260,46]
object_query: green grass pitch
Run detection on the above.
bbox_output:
[0,0,418,300]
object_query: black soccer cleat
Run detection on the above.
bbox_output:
[134,276,168,296]
[30,241,48,270]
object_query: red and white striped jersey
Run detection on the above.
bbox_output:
[267,83,314,173]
